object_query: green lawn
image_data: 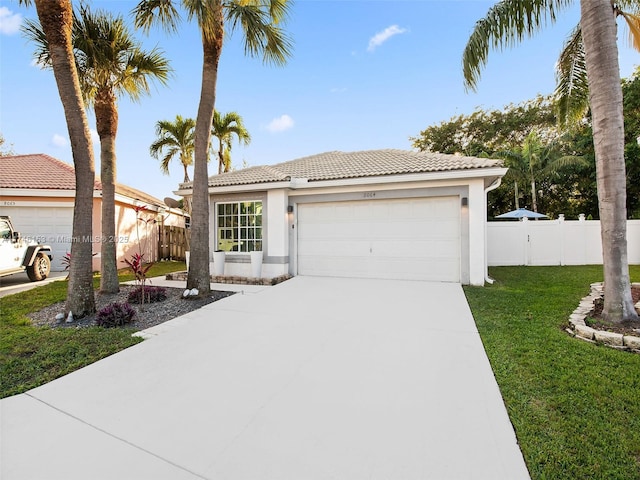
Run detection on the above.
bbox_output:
[0,261,186,399]
[464,265,640,480]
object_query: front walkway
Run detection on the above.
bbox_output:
[1,277,529,479]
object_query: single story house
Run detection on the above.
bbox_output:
[0,154,186,272]
[176,149,507,286]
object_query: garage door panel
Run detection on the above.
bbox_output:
[297,197,461,282]
[2,206,74,272]
[373,239,459,257]
[299,239,370,256]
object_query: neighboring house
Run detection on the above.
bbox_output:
[0,154,186,272]
[176,149,507,285]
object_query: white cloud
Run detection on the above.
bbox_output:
[330,87,347,94]
[367,25,407,52]
[51,134,68,148]
[265,114,294,133]
[90,129,100,144]
[0,7,22,35]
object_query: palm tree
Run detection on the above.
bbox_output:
[499,130,586,212]
[133,0,293,295]
[554,4,640,125]
[150,115,196,183]
[19,0,96,318]
[211,111,251,174]
[462,0,639,323]
[25,5,172,294]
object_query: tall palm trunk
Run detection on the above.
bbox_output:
[95,89,120,293]
[218,142,225,174]
[34,0,95,317]
[581,0,638,322]
[530,178,538,212]
[186,6,224,295]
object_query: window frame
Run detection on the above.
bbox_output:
[215,200,263,253]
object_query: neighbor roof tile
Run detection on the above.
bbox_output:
[0,154,164,206]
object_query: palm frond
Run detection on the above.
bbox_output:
[184,0,223,44]
[621,11,640,52]
[150,115,195,175]
[21,18,51,68]
[225,1,293,65]
[554,24,589,128]
[132,0,181,34]
[463,0,573,91]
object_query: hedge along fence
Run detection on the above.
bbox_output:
[487,218,640,266]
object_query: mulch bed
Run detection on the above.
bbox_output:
[28,285,235,331]
[588,286,640,336]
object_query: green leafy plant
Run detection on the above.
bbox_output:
[95,302,135,328]
[127,285,167,304]
[123,252,153,308]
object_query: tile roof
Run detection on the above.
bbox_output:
[0,153,83,190]
[0,154,164,206]
[180,149,503,189]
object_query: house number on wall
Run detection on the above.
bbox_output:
[363,192,376,199]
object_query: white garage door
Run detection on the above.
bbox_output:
[1,206,74,272]
[297,196,461,282]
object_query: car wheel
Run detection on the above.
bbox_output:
[27,253,51,281]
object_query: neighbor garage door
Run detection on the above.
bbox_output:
[1,205,74,272]
[297,196,461,282]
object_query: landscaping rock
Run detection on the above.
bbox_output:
[623,335,640,350]
[593,330,624,347]
[574,324,596,340]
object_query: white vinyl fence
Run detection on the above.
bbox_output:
[488,217,640,266]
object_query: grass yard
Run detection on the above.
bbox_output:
[464,265,640,480]
[0,261,186,399]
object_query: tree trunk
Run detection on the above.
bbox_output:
[35,0,95,317]
[186,5,224,295]
[218,141,224,174]
[182,163,190,183]
[580,0,638,322]
[95,90,120,293]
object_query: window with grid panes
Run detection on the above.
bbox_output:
[216,201,262,252]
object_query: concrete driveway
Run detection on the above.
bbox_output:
[1,277,529,480]
[0,271,67,298]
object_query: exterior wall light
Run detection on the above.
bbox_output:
[461,197,468,207]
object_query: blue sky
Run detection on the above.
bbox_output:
[1,0,638,202]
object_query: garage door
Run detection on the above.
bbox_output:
[1,206,74,272]
[297,196,461,281]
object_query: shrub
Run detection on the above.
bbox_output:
[96,302,136,328]
[127,286,167,304]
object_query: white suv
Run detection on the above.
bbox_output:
[0,216,52,281]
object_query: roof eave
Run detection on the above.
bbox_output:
[174,167,508,196]
[0,187,101,198]
[174,180,295,196]
[290,167,509,189]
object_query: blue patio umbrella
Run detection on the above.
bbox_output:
[495,208,548,219]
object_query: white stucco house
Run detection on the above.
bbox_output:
[176,149,507,285]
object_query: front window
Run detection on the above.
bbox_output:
[216,201,262,252]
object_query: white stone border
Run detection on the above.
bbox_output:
[566,282,640,353]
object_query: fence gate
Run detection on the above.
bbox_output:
[158,225,186,261]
